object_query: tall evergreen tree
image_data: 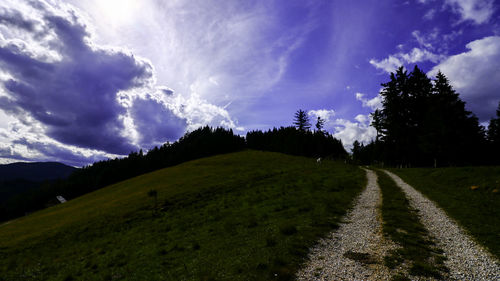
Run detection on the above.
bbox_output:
[488,102,500,163]
[351,140,361,161]
[368,66,486,166]
[371,109,384,141]
[377,66,412,166]
[488,102,500,144]
[293,109,311,131]
[431,71,484,165]
[315,116,325,133]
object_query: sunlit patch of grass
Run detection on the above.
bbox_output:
[0,151,364,280]
[391,166,500,259]
[377,170,448,280]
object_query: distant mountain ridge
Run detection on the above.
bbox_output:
[0,162,78,221]
[0,162,76,182]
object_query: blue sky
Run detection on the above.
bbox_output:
[0,0,499,166]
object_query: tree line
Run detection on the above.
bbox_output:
[352,66,500,167]
[247,110,346,159]
[1,119,346,222]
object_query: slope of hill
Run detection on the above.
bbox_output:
[0,151,364,280]
[0,162,76,182]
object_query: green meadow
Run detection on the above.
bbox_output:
[0,151,364,281]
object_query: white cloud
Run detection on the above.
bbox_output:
[369,56,403,74]
[355,93,383,110]
[430,36,500,120]
[308,109,336,122]
[332,117,377,151]
[370,47,443,73]
[445,0,494,24]
[418,0,494,25]
[310,109,376,151]
[423,8,436,20]
[412,30,438,49]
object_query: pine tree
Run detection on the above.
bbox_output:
[315,116,325,133]
[351,140,361,161]
[377,66,411,166]
[429,71,484,165]
[488,102,500,144]
[488,102,500,163]
[370,66,485,166]
[293,109,311,131]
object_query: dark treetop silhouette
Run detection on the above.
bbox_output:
[354,65,492,167]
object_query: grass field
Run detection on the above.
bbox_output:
[390,166,500,260]
[376,170,447,280]
[0,150,365,281]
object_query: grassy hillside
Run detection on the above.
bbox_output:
[0,151,364,281]
[391,166,500,259]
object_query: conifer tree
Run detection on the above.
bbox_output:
[315,116,325,133]
[488,102,500,163]
[294,109,311,131]
[488,102,500,144]
[367,66,486,166]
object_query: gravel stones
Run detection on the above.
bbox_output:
[296,169,396,280]
[384,170,500,281]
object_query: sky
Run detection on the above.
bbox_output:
[0,0,499,166]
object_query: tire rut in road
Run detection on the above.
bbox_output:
[383,170,500,280]
[296,169,396,280]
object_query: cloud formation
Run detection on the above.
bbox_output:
[418,0,494,24]
[355,93,382,110]
[0,3,152,154]
[430,36,500,120]
[370,47,443,73]
[0,0,237,166]
[333,117,377,150]
[309,92,379,151]
[444,0,495,24]
[308,109,336,123]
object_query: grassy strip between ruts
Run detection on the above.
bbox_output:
[376,170,448,281]
[390,166,500,260]
[0,151,365,281]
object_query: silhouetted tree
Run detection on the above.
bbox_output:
[488,102,500,163]
[351,140,362,162]
[294,109,311,131]
[315,116,325,134]
[246,126,346,159]
[488,102,500,144]
[365,65,486,167]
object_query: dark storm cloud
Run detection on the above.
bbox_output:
[130,98,187,148]
[0,6,155,155]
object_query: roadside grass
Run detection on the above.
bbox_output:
[0,150,365,281]
[390,166,500,259]
[377,170,448,280]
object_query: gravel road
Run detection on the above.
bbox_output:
[383,170,500,281]
[296,169,397,280]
